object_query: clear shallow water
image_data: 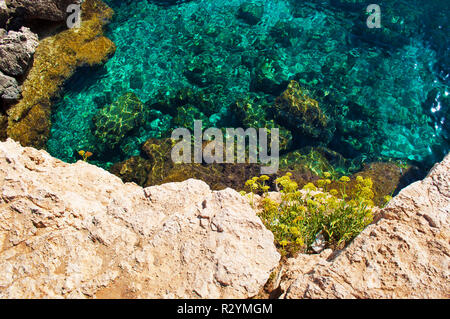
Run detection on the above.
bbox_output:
[47,0,449,173]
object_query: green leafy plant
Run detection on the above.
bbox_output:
[244,172,375,256]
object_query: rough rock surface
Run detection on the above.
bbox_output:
[283,154,450,299]
[5,0,81,22]
[0,139,280,298]
[0,70,21,102]
[0,1,8,28]
[0,26,39,77]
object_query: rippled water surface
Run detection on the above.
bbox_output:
[47,0,449,174]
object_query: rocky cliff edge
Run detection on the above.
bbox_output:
[0,139,280,298]
[0,139,448,299]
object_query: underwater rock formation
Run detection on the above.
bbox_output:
[5,0,115,149]
[237,2,264,25]
[0,138,280,298]
[250,57,288,95]
[273,80,331,146]
[149,87,214,117]
[110,137,264,191]
[111,137,274,191]
[232,97,293,152]
[173,105,209,132]
[347,161,423,207]
[93,92,145,149]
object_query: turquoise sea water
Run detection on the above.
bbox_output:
[47,0,449,175]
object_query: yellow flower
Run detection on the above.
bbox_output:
[363,199,374,207]
[297,206,307,214]
[330,189,338,196]
[259,175,270,181]
[348,199,357,207]
[245,179,255,187]
[317,179,327,188]
[339,176,351,183]
[289,181,298,190]
[303,183,317,192]
[279,240,289,247]
[318,205,326,214]
[356,175,364,183]
[360,186,374,200]
[363,177,373,188]
[289,227,299,236]
[323,172,331,178]
[307,199,318,207]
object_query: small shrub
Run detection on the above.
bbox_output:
[244,172,375,256]
[78,150,93,161]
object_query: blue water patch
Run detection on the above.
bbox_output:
[47,0,449,171]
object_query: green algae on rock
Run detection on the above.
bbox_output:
[111,137,264,190]
[93,92,145,149]
[6,0,115,149]
[273,80,331,146]
[231,97,293,151]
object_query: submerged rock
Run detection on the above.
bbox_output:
[231,98,293,152]
[148,87,218,118]
[110,138,264,191]
[5,0,115,149]
[250,58,288,95]
[93,92,145,149]
[269,20,301,48]
[0,139,280,298]
[273,80,331,145]
[237,2,264,25]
